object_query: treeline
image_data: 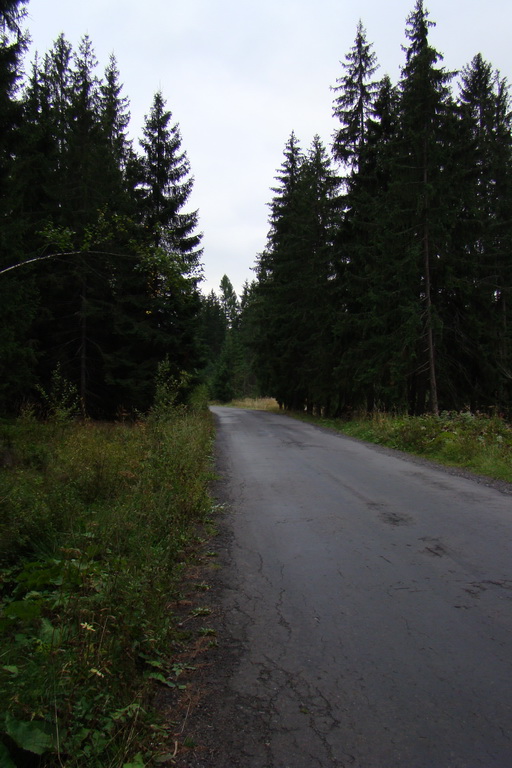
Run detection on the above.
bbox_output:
[212,1,512,416]
[1,0,202,418]
[4,0,512,419]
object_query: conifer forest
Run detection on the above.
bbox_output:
[2,0,512,418]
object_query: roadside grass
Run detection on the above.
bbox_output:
[0,399,215,767]
[294,410,512,484]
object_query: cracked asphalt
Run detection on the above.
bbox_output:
[176,406,512,768]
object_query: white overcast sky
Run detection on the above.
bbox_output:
[25,0,512,296]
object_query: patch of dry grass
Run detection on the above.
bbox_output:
[227,397,280,411]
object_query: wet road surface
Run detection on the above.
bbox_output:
[189,406,512,767]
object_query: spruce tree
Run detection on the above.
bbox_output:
[332,20,380,171]
[0,0,36,413]
[0,0,28,252]
[138,90,202,272]
[19,36,138,415]
[254,133,305,408]
[1,23,207,416]
[205,278,259,402]
[219,274,240,328]
[454,54,512,408]
[236,280,261,397]
[297,136,341,414]
[210,277,240,402]
[100,54,131,172]
[333,75,410,413]
[0,0,27,207]
[394,0,457,413]
[198,290,227,377]
[27,36,112,413]
[254,133,340,412]
[125,91,204,405]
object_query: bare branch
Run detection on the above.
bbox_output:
[0,250,133,276]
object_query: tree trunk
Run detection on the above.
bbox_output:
[80,274,87,418]
[423,147,439,416]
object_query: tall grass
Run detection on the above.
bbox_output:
[0,400,214,767]
[302,410,512,483]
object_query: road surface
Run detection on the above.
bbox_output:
[182,406,512,768]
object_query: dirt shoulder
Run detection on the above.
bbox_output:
[156,445,250,768]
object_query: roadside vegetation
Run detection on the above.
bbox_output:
[0,384,215,767]
[314,411,512,484]
[226,399,512,485]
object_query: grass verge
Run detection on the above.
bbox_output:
[0,402,215,767]
[294,410,512,484]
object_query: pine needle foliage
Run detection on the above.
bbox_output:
[240,1,512,417]
[0,6,203,418]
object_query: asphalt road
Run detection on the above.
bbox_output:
[189,406,512,768]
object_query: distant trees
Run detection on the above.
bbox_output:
[0,20,203,417]
[198,275,258,403]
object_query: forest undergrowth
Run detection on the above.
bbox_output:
[229,399,512,484]
[0,390,215,767]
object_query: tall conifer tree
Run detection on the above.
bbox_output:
[130,91,204,403]
[254,133,305,407]
[0,0,35,413]
[23,36,138,414]
[255,133,340,412]
[0,0,27,208]
[334,75,409,413]
[395,0,456,413]
[454,55,512,407]
[138,91,202,272]
[100,54,131,171]
[332,20,380,171]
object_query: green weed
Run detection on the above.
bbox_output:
[0,399,214,766]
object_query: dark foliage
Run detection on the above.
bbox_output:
[0,10,203,417]
[245,0,512,416]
